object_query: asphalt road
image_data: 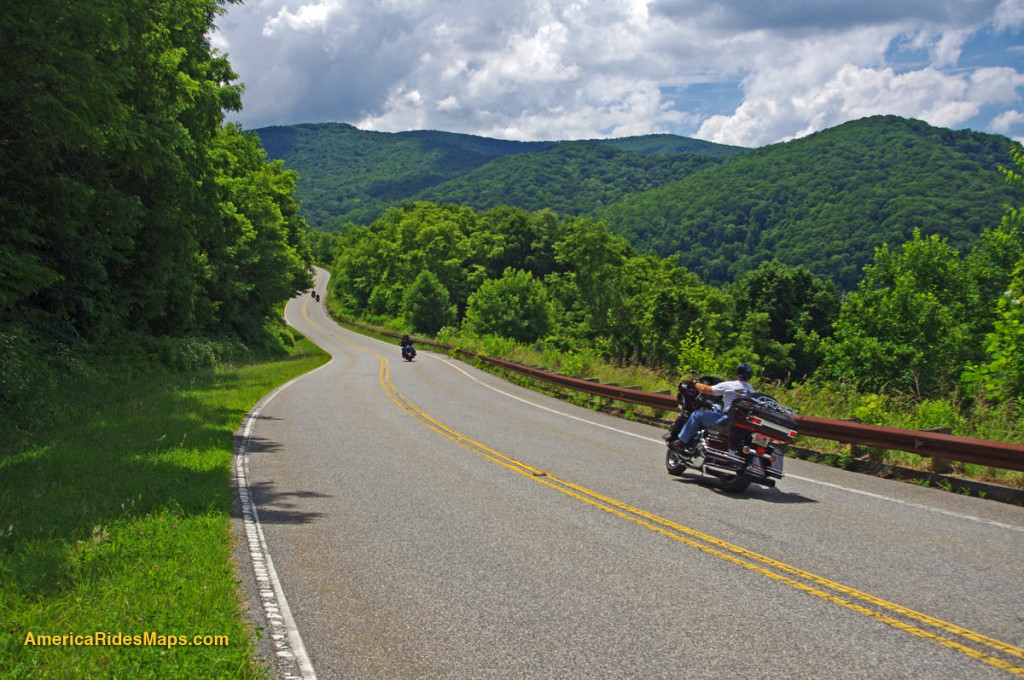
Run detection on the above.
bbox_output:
[235,273,1024,679]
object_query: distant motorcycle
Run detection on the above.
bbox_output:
[401,343,416,362]
[666,376,798,493]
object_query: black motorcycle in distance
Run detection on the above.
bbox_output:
[401,344,416,362]
[666,376,798,493]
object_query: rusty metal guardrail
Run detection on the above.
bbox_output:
[794,415,1024,472]
[348,321,1024,473]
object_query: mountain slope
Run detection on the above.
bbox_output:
[595,134,745,157]
[592,116,1023,288]
[252,123,743,227]
[412,140,725,215]
[254,123,548,226]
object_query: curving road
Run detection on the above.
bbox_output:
[236,272,1024,679]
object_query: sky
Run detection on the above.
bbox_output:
[212,0,1024,147]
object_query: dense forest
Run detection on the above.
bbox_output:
[0,0,312,431]
[262,117,1021,291]
[414,141,724,216]
[253,123,745,229]
[319,140,1024,404]
[595,116,1022,288]
[255,123,556,227]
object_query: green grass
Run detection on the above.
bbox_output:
[0,338,329,679]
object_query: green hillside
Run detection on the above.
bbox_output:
[252,124,742,227]
[254,123,553,227]
[596,133,745,157]
[412,140,724,215]
[254,124,515,227]
[593,116,1023,288]
[257,117,1023,290]
[396,129,556,157]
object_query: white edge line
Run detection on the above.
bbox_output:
[236,356,333,680]
[783,473,1024,533]
[427,354,1024,534]
[425,352,658,441]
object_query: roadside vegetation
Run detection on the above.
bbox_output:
[0,333,329,678]
[1,1,321,676]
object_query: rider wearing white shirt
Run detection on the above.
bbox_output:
[666,363,754,452]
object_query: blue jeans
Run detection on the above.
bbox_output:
[679,409,728,445]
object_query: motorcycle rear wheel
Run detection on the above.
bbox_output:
[719,471,751,493]
[665,448,688,477]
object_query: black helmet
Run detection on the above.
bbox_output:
[736,362,753,380]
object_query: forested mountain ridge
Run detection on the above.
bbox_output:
[596,133,745,157]
[411,141,725,216]
[255,123,545,227]
[252,123,744,228]
[593,116,1023,288]
[257,116,1020,290]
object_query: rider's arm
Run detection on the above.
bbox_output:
[696,382,715,395]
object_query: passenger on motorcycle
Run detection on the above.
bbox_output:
[664,362,754,452]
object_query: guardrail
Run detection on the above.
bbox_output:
[350,321,1024,474]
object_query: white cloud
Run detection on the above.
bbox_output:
[992,109,1024,142]
[995,0,1024,30]
[697,63,1023,146]
[968,67,1024,103]
[501,22,581,83]
[215,0,1024,145]
[437,95,461,112]
[993,108,1024,130]
[262,0,340,36]
[693,19,1024,146]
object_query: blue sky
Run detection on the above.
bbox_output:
[213,0,1024,147]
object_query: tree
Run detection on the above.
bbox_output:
[819,229,984,396]
[0,0,244,339]
[330,202,481,318]
[551,217,631,338]
[463,268,554,343]
[403,270,456,335]
[199,124,312,338]
[966,144,1024,399]
[729,260,839,380]
[602,255,708,367]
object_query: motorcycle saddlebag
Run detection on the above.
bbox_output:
[730,398,798,444]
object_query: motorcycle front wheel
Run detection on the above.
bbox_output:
[665,448,688,477]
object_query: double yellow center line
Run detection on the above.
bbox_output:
[304,299,1024,676]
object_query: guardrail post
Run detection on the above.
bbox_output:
[921,427,953,473]
[841,418,882,462]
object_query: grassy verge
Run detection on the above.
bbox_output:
[0,337,329,678]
